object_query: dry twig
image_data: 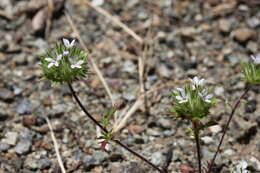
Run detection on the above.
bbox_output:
[45,0,54,38]
[45,116,66,173]
[79,0,144,44]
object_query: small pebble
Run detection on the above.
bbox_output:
[15,139,32,155]
[150,151,165,166]
[209,125,222,134]
[17,99,32,115]
[0,142,10,152]
[232,28,257,42]
[2,131,18,145]
[201,136,214,144]
[0,88,14,102]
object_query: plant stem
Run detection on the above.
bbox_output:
[114,140,166,173]
[68,83,166,173]
[207,87,250,173]
[68,83,108,133]
[193,121,202,173]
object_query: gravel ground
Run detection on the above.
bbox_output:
[0,0,260,173]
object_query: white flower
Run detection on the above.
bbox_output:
[234,161,249,173]
[63,50,69,56]
[250,54,260,64]
[69,58,84,69]
[56,54,62,61]
[63,38,75,48]
[175,87,189,104]
[190,76,204,89]
[45,54,62,68]
[45,58,59,68]
[198,89,213,103]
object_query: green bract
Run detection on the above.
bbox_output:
[39,39,88,84]
[241,62,260,85]
[171,77,217,121]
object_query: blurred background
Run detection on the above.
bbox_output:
[0,0,259,172]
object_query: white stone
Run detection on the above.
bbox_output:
[2,132,18,145]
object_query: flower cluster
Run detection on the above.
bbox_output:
[39,38,88,83]
[171,76,216,120]
[241,54,260,85]
[232,161,250,173]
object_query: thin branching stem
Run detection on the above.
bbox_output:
[114,140,166,173]
[207,87,250,173]
[68,83,166,173]
[68,83,108,133]
[193,121,202,173]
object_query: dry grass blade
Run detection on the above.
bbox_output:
[45,0,54,38]
[45,116,66,173]
[65,11,115,104]
[113,80,187,132]
[79,0,144,44]
[0,9,13,20]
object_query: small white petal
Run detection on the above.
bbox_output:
[63,51,69,56]
[206,94,213,99]
[63,38,75,48]
[45,58,54,62]
[176,88,184,92]
[179,99,188,104]
[56,54,62,60]
[54,61,59,67]
[71,65,75,69]
[77,60,84,65]
[63,38,70,47]
[176,96,183,100]
[205,99,211,103]
[48,63,54,68]
[70,39,75,47]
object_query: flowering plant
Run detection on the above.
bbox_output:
[241,54,260,85]
[39,39,88,83]
[171,76,217,121]
[231,160,250,173]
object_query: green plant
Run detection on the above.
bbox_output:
[171,76,217,173]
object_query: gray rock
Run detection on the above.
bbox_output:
[150,151,165,166]
[38,158,51,170]
[83,155,96,170]
[13,86,23,95]
[52,104,67,116]
[214,86,224,96]
[201,148,215,161]
[232,28,257,43]
[93,150,109,164]
[20,128,33,140]
[24,157,38,170]
[138,11,148,20]
[123,60,136,73]
[0,88,14,102]
[13,53,27,65]
[0,142,10,152]
[2,131,18,145]
[0,110,8,121]
[122,92,135,101]
[201,136,214,144]
[246,41,258,53]
[91,0,104,6]
[157,64,172,78]
[15,139,32,154]
[219,19,231,33]
[83,151,108,170]
[17,99,32,115]
[247,17,260,28]
[157,118,172,129]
